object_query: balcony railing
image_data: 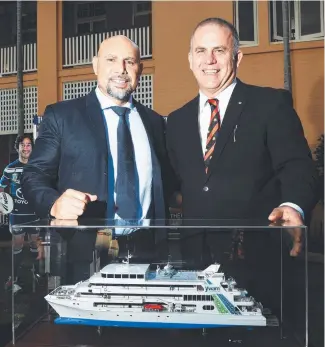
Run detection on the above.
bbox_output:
[0,43,37,76]
[63,26,152,68]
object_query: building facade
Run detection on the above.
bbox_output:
[0,0,323,152]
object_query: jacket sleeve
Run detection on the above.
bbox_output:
[162,116,180,205]
[266,90,319,216]
[21,105,62,218]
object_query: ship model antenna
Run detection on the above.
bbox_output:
[122,250,133,265]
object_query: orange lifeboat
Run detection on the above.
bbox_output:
[144,304,164,311]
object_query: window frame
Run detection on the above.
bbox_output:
[235,0,258,47]
[74,2,106,35]
[298,0,324,40]
[271,0,284,41]
[132,1,151,27]
[270,0,324,43]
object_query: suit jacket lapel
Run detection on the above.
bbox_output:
[206,80,247,180]
[85,90,108,159]
[185,96,207,175]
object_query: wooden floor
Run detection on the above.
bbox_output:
[7,318,302,347]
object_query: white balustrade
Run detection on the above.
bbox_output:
[0,43,37,76]
[64,26,151,67]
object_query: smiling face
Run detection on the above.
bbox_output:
[18,137,32,161]
[189,23,243,98]
[92,36,143,105]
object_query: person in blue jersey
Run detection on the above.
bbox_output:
[0,134,39,288]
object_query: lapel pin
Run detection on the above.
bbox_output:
[238,101,242,105]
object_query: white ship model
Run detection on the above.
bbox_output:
[45,253,266,329]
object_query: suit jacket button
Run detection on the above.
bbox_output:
[203,186,209,192]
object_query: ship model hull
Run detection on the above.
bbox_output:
[47,294,266,328]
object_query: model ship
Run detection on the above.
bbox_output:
[45,253,266,328]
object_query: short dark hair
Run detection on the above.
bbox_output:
[190,17,240,58]
[14,134,33,151]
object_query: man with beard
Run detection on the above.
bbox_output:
[0,135,39,288]
[21,37,174,279]
[22,35,173,221]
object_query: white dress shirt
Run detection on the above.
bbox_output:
[95,87,152,222]
[197,80,304,219]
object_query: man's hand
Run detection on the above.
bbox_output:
[268,206,303,225]
[175,192,182,206]
[50,189,97,220]
[36,236,44,260]
[269,206,304,257]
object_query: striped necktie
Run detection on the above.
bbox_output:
[204,98,220,173]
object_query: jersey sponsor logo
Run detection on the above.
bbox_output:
[14,188,28,205]
[14,198,28,205]
[16,188,26,201]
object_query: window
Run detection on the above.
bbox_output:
[234,1,258,46]
[75,2,106,35]
[270,0,324,42]
[21,2,37,44]
[203,305,215,310]
[77,2,105,18]
[132,1,151,27]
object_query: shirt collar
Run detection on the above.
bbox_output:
[199,78,237,113]
[95,86,133,110]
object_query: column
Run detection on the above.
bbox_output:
[37,0,61,114]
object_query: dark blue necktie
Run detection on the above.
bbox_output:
[111,106,137,219]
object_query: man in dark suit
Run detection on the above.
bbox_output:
[21,35,175,281]
[166,20,318,317]
[22,35,173,222]
[166,17,318,225]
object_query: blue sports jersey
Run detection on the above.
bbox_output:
[0,159,35,215]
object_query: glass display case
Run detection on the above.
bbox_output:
[9,219,308,347]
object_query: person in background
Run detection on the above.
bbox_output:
[0,134,39,288]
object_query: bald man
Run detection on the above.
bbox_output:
[22,36,174,222]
